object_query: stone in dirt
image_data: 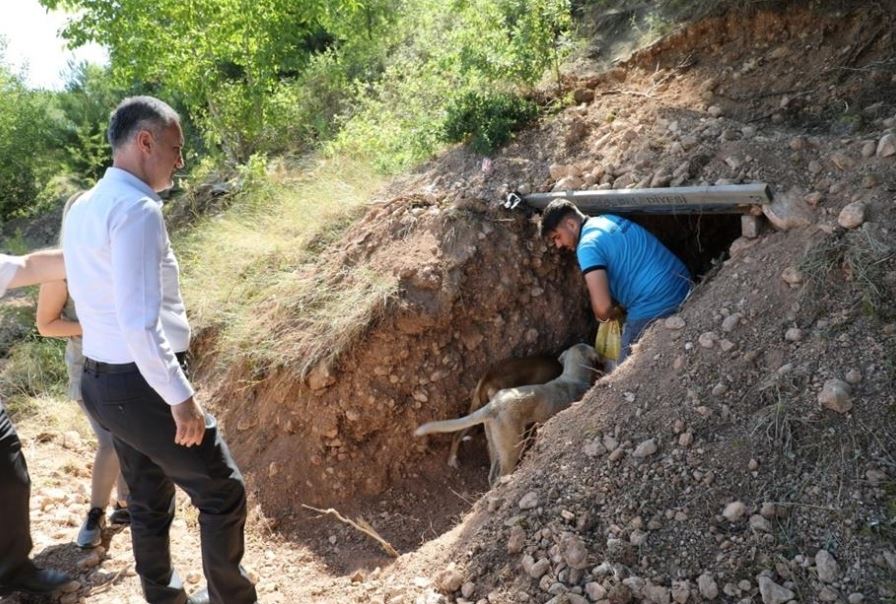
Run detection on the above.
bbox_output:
[719,339,736,352]
[632,438,658,458]
[818,379,852,413]
[525,557,550,579]
[721,313,742,332]
[815,549,839,583]
[781,266,804,286]
[877,133,896,157]
[758,576,795,604]
[585,582,608,601]
[461,582,476,599]
[555,176,584,191]
[434,565,465,593]
[837,201,866,229]
[829,152,855,170]
[644,583,671,604]
[561,534,590,569]
[862,140,877,157]
[665,315,685,330]
[741,215,761,239]
[583,440,606,457]
[671,580,690,604]
[550,164,573,179]
[749,514,772,532]
[722,501,746,522]
[519,491,539,510]
[507,525,526,554]
[698,332,718,348]
[697,573,719,600]
[762,189,815,230]
[784,327,803,342]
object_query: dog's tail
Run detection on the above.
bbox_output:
[414,405,494,436]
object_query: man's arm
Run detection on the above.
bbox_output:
[109,200,204,447]
[7,249,65,288]
[583,269,619,322]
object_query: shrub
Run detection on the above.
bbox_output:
[442,91,538,154]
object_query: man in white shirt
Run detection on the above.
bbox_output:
[63,97,257,604]
[0,250,73,596]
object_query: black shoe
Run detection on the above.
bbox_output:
[0,567,72,595]
[109,503,130,525]
[187,587,210,604]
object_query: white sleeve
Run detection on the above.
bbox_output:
[0,254,25,298]
[109,200,194,405]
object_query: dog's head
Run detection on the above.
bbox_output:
[558,343,599,377]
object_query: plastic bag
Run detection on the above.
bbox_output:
[595,319,622,363]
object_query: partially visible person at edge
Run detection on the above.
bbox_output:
[540,199,692,363]
[0,249,73,597]
[63,96,257,604]
[36,191,131,550]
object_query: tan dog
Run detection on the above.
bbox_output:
[446,355,563,468]
[416,343,599,485]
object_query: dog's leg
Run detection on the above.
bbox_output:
[489,420,520,481]
[484,422,500,486]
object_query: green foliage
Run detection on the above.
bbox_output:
[331,0,571,169]
[0,60,61,220]
[53,63,137,183]
[443,91,537,154]
[43,0,571,168]
[41,0,400,162]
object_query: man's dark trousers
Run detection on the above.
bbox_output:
[0,405,34,582]
[81,362,257,604]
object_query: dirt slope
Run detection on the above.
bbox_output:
[6,3,896,604]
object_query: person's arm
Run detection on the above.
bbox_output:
[584,269,619,322]
[109,199,204,447]
[36,281,82,338]
[7,249,65,288]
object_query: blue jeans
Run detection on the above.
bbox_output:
[619,317,656,363]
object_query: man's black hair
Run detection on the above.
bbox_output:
[539,199,585,238]
[107,96,180,150]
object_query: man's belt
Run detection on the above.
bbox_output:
[84,352,188,374]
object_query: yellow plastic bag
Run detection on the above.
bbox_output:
[595,319,622,362]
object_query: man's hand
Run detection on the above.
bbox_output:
[171,397,205,447]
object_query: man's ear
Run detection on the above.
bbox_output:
[134,129,154,155]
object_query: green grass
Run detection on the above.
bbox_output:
[177,154,398,376]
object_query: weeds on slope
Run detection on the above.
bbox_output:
[177,155,397,377]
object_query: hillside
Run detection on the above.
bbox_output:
[5,2,896,604]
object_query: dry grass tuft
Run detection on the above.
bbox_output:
[177,155,394,375]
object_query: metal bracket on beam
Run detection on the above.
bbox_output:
[518,183,773,215]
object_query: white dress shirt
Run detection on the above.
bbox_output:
[0,254,24,297]
[63,167,194,406]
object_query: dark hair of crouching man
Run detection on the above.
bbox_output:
[61,96,258,604]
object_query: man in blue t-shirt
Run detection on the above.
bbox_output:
[540,199,692,363]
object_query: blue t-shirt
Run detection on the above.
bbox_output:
[576,215,691,321]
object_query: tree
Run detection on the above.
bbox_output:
[0,50,59,220]
[40,0,399,161]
